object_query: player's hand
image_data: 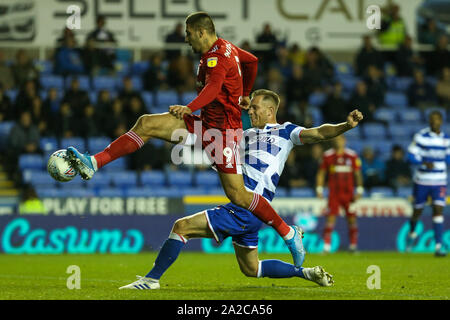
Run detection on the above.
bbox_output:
[239,96,251,110]
[169,105,192,120]
[346,109,363,128]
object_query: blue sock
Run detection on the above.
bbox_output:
[146,233,187,280]
[409,219,418,233]
[259,259,305,279]
[432,216,444,249]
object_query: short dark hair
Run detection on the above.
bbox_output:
[429,110,443,119]
[251,89,280,112]
[185,12,215,34]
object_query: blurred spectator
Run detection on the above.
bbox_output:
[285,64,310,104]
[240,40,252,53]
[102,98,127,138]
[11,50,39,89]
[62,77,90,117]
[425,35,450,76]
[279,150,309,189]
[0,83,13,121]
[30,96,51,136]
[264,67,284,94]
[86,15,117,73]
[15,80,39,119]
[42,88,61,115]
[256,23,278,64]
[407,69,436,108]
[385,145,412,189]
[302,47,334,92]
[19,184,47,214]
[394,35,424,77]
[167,54,195,95]
[378,4,407,49]
[56,27,77,47]
[165,22,185,61]
[82,38,104,76]
[436,67,450,109]
[361,146,385,189]
[118,76,144,112]
[126,96,146,129]
[143,53,167,93]
[77,104,100,138]
[95,89,112,120]
[301,143,324,188]
[271,46,292,78]
[130,143,169,171]
[288,43,306,66]
[288,100,313,128]
[364,65,386,107]
[418,19,444,45]
[52,102,76,138]
[0,50,15,90]
[54,36,85,75]
[355,35,384,76]
[348,81,376,122]
[322,82,348,124]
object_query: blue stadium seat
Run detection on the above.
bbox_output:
[142,91,154,112]
[370,187,395,197]
[334,62,354,76]
[398,109,423,123]
[4,89,18,103]
[338,75,359,92]
[167,170,193,187]
[346,140,366,154]
[97,188,125,197]
[65,75,90,90]
[181,91,198,105]
[125,187,157,197]
[93,76,117,91]
[34,60,53,75]
[130,76,143,91]
[275,187,288,197]
[89,92,98,105]
[389,123,413,139]
[110,171,138,188]
[393,77,413,92]
[362,123,387,139]
[58,178,85,188]
[60,137,85,151]
[116,49,132,62]
[195,171,220,187]
[374,108,397,122]
[141,170,166,186]
[396,187,412,198]
[384,92,408,108]
[309,107,323,125]
[392,138,412,153]
[373,140,394,160]
[83,172,112,189]
[131,61,150,75]
[154,90,180,106]
[19,154,45,170]
[0,121,15,150]
[290,188,315,198]
[308,92,326,107]
[40,137,59,153]
[36,188,65,198]
[87,137,110,154]
[344,126,360,139]
[40,75,64,90]
[207,187,225,195]
[22,170,56,187]
[179,187,210,196]
[64,188,95,197]
[102,157,127,171]
[142,187,183,197]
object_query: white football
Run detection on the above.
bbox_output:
[47,149,77,182]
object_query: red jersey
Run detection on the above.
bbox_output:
[187,38,258,130]
[320,148,361,197]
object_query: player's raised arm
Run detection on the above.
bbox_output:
[236,47,258,109]
[299,109,363,144]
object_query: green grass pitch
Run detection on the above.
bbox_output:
[0,252,448,300]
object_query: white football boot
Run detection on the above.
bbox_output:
[303,266,334,287]
[119,275,160,290]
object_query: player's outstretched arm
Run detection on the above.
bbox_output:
[300,109,363,144]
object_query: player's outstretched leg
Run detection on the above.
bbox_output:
[67,112,186,180]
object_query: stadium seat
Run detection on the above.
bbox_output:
[195,171,220,187]
[87,137,110,154]
[116,49,132,62]
[102,157,127,171]
[154,90,180,106]
[115,61,131,76]
[207,187,225,195]
[4,89,18,103]
[167,170,193,187]
[97,188,125,197]
[346,140,366,154]
[334,62,354,76]
[18,154,45,170]
[396,187,412,198]
[93,76,117,91]
[131,61,150,75]
[290,188,315,198]
[142,187,183,197]
[338,75,359,92]
[384,92,408,108]
[308,107,323,125]
[40,75,64,90]
[373,140,394,160]
[370,187,395,197]
[344,126,360,139]
[275,187,288,198]
[40,137,59,153]
[110,171,138,188]
[58,178,85,188]
[65,75,90,90]
[140,170,166,186]
[142,91,154,112]
[398,109,423,123]
[308,92,326,107]
[387,76,413,92]
[60,137,85,151]
[34,60,53,75]
[362,123,387,139]
[179,187,210,196]
[64,188,96,197]
[36,188,66,198]
[181,91,198,105]
[125,187,158,197]
[0,121,15,151]
[83,172,113,189]
[22,170,56,187]
[373,108,397,123]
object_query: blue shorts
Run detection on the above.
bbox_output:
[205,203,263,248]
[413,183,447,208]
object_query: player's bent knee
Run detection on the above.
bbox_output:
[134,114,155,136]
[172,218,189,237]
[239,264,258,278]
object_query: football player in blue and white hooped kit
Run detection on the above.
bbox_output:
[407,110,449,257]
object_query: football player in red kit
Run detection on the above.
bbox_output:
[66,12,306,267]
[316,135,364,253]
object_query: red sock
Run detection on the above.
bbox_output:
[349,225,358,246]
[323,226,333,245]
[94,131,144,169]
[248,193,291,237]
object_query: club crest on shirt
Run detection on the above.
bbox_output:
[207,57,218,68]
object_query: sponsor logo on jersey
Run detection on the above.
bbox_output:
[207,57,218,68]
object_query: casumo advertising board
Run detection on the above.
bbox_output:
[0,0,423,50]
[0,213,448,254]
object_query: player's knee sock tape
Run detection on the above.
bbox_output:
[248,193,291,237]
[257,260,305,279]
[94,131,144,169]
[432,215,444,248]
[146,233,187,280]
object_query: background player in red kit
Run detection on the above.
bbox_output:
[315,135,364,253]
[66,12,306,267]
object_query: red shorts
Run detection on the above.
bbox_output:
[183,114,242,174]
[327,194,356,217]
